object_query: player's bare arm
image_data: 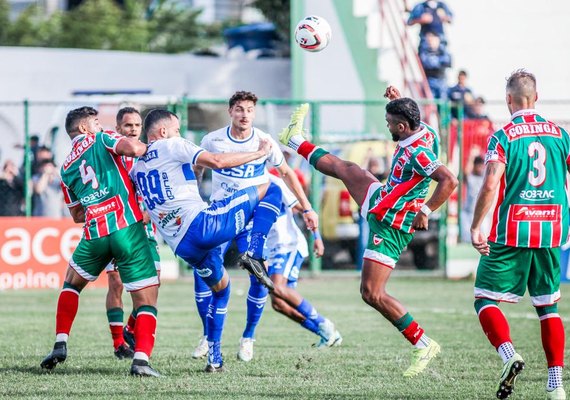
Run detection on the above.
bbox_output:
[470,161,505,255]
[69,201,85,223]
[411,165,458,231]
[115,137,147,158]
[193,165,205,187]
[197,138,271,170]
[276,162,319,231]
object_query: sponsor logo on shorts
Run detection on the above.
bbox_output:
[235,209,245,232]
[86,195,121,218]
[519,189,554,202]
[512,204,560,222]
[196,267,212,278]
[373,234,383,246]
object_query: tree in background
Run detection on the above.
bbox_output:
[253,0,290,43]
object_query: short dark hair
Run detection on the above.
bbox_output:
[229,91,258,108]
[474,155,485,165]
[116,107,141,125]
[385,98,421,130]
[506,69,536,94]
[458,70,468,77]
[65,106,98,134]
[143,109,178,135]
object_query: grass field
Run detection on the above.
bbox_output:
[0,274,567,399]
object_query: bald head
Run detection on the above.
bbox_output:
[506,69,537,112]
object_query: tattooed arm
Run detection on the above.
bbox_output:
[470,161,505,255]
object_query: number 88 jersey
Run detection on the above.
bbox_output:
[485,110,570,248]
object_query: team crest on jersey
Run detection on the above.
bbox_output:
[373,234,383,246]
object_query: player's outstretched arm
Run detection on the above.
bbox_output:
[411,164,458,231]
[115,137,147,158]
[197,138,271,170]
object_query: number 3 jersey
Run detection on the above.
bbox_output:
[485,109,570,248]
[201,126,284,201]
[60,132,143,239]
[130,137,208,250]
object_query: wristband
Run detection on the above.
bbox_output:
[302,209,313,214]
[312,230,322,241]
[420,204,432,216]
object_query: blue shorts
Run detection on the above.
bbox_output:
[268,251,304,288]
[176,186,259,287]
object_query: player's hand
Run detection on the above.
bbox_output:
[303,209,319,231]
[313,234,325,258]
[142,210,151,225]
[384,86,402,101]
[258,138,272,155]
[411,212,429,231]
[471,227,490,256]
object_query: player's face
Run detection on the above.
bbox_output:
[164,116,181,138]
[83,116,102,134]
[116,113,142,139]
[229,100,256,133]
[385,113,404,142]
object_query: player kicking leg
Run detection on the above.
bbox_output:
[279,101,456,377]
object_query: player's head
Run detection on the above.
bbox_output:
[116,107,142,139]
[505,69,537,114]
[385,98,421,142]
[65,106,101,138]
[458,70,468,85]
[473,155,485,176]
[144,109,180,140]
[228,91,258,134]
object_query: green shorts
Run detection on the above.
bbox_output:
[71,222,158,291]
[474,242,561,306]
[364,215,413,269]
[105,236,161,273]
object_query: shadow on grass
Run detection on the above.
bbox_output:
[0,365,125,375]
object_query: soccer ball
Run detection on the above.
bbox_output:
[294,15,332,52]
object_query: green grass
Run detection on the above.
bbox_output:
[0,275,567,399]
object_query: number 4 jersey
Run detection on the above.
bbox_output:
[485,109,570,248]
[60,132,143,239]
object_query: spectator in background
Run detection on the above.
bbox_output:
[468,96,491,120]
[407,0,453,49]
[32,146,54,174]
[461,151,485,242]
[0,160,24,216]
[448,70,476,119]
[419,32,452,100]
[32,159,66,218]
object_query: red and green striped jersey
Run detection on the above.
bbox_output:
[486,109,570,248]
[60,131,143,240]
[369,123,442,232]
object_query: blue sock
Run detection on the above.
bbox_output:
[296,299,325,328]
[242,275,268,338]
[301,319,320,335]
[193,269,212,336]
[207,281,230,343]
[248,182,282,259]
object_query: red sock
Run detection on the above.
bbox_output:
[478,305,511,349]
[55,287,80,336]
[110,324,125,349]
[540,315,565,367]
[134,307,157,359]
[297,141,316,160]
[127,312,136,333]
[401,321,425,345]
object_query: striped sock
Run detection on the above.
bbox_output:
[297,142,329,168]
[393,313,427,347]
[55,282,82,341]
[207,282,230,343]
[106,307,125,349]
[133,305,157,361]
[126,310,136,333]
[194,269,212,336]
